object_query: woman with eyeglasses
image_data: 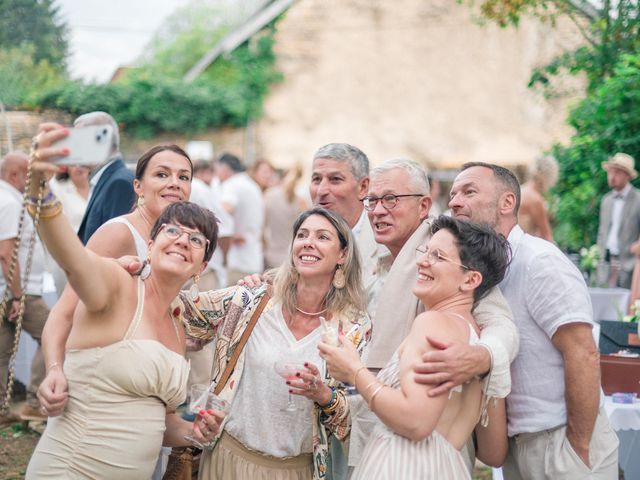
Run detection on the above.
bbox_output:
[320,215,511,479]
[25,124,223,479]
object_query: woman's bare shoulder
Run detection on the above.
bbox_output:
[87,219,137,257]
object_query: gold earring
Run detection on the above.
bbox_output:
[189,274,200,301]
[332,266,346,289]
[137,195,145,207]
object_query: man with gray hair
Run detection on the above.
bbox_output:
[75,112,135,244]
[309,143,380,276]
[340,159,517,475]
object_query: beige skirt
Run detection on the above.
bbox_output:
[199,431,314,480]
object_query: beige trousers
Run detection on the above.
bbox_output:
[0,295,48,408]
[503,408,619,479]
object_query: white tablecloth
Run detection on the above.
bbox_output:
[604,396,640,480]
[589,287,630,321]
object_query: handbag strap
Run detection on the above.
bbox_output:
[213,293,270,395]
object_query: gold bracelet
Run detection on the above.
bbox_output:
[26,201,63,220]
[353,366,367,387]
[368,384,386,409]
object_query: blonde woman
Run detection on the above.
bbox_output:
[172,207,371,479]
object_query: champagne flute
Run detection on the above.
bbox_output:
[273,360,306,412]
[184,384,229,448]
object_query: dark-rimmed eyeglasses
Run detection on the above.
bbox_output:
[415,245,469,270]
[160,223,209,250]
[362,193,424,211]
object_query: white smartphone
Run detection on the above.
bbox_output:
[51,125,114,166]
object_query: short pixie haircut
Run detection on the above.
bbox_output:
[430,215,511,302]
[150,202,219,263]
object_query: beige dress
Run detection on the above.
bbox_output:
[26,278,189,479]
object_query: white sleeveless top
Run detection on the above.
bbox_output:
[224,302,323,456]
[104,216,148,258]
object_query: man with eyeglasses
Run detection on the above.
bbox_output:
[344,159,518,476]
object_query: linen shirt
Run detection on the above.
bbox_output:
[500,225,594,436]
[0,179,46,296]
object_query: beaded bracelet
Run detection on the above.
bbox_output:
[320,387,338,413]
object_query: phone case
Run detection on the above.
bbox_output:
[51,125,114,166]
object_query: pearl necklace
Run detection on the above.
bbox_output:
[295,306,327,316]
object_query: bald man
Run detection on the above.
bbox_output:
[0,152,48,423]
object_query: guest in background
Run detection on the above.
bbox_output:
[217,153,264,285]
[250,158,275,193]
[264,162,310,269]
[519,155,558,242]
[74,111,136,244]
[597,153,640,288]
[0,151,48,424]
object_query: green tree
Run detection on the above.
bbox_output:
[552,54,640,250]
[470,0,640,251]
[0,0,69,68]
[0,46,65,106]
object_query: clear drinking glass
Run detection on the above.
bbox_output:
[273,360,306,412]
[184,384,229,448]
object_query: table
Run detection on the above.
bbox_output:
[589,287,630,321]
[604,396,640,480]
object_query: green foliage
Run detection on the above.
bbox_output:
[551,54,640,251]
[0,0,69,68]
[33,27,282,138]
[0,46,66,106]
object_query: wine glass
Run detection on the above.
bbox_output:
[184,383,229,448]
[273,360,306,412]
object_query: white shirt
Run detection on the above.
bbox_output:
[221,173,264,273]
[606,183,631,255]
[0,179,46,296]
[500,225,594,436]
[224,303,322,456]
[189,178,234,287]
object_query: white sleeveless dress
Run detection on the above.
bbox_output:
[104,216,149,258]
[26,278,189,479]
[352,326,480,480]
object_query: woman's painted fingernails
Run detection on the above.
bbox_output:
[207,409,214,415]
[199,409,206,415]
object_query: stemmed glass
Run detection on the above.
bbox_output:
[273,360,306,412]
[184,383,229,448]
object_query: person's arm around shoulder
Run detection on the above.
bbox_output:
[413,287,518,397]
[552,322,600,468]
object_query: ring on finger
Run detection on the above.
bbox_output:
[40,406,47,415]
